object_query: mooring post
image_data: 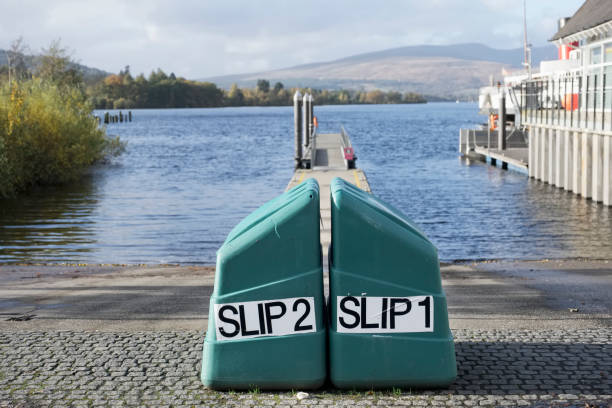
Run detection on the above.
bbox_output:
[294,91,303,168]
[309,94,314,141]
[498,91,507,150]
[119,111,124,123]
[303,93,310,147]
[128,111,132,122]
[104,112,109,124]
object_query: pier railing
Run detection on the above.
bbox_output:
[340,126,356,169]
[309,126,318,168]
[518,71,612,133]
[516,71,612,205]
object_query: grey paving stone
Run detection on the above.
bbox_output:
[1,329,612,407]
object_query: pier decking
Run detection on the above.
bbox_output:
[312,133,345,168]
[286,132,370,270]
[473,147,528,170]
[459,128,529,171]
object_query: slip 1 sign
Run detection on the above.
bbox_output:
[336,295,433,333]
[214,297,316,341]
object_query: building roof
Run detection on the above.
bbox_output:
[550,0,612,41]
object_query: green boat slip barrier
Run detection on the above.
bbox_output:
[328,178,457,389]
[201,178,326,390]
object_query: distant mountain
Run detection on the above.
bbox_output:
[203,43,557,99]
[0,49,109,83]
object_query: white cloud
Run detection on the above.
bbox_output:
[0,0,585,78]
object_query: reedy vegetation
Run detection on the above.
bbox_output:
[0,40,123,197]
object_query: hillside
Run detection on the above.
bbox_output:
[204,43,556,99]
[0,49,109,84]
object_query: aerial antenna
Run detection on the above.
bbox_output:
[522,0,532,78]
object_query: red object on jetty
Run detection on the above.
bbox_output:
[343,147,354,161]
[562,94,579,111]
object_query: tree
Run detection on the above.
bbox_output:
[37,39,82,88]
[387,91,402,104]
[256,79,270,93]
[227,83,244,106]
[6,36,29,83]
[148,68,168,83]
[273,81,284,93]
[119,65,130,76]
[104,74,122,86]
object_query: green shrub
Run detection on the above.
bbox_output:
[0,79,124,197]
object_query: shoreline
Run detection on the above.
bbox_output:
[0,259,609,332]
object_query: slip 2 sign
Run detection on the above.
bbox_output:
[214,297,316,341]
[336,295,433,333]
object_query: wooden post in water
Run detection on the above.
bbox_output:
[294,91,303,168]
[119,111,124,123]
[498,92,507,151]
[104,112,110,124]
[128,111,132,122]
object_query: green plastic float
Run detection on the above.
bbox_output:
[328,177,456,388]
[201,178,326,390]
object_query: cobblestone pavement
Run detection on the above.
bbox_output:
[0,329,610,407]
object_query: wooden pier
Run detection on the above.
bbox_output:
[285,91,370,269]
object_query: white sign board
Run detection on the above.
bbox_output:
[336,295,433,333]
[214,297,316,341]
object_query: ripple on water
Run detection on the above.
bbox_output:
[1,103,612,264]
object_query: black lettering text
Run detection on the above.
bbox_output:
[293,298,313,331]
[339,296,360,329]
[360,297,379,329]
[257,303,266,335]
[239,305,259,336]
[418,296,431,328]
[265,301,287,334]
[218,305,240,338]
[381,297,388,329]
[390,298,411,329]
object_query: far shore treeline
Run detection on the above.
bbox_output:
[89,68,426,109]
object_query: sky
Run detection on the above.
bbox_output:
[1,0,584,79]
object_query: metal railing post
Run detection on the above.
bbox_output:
[294,91,303,168]
[585,75,590,129]
[578,76,582,128]
[603,74,607,131]
[593,75,598,130]
[570,76,574,127]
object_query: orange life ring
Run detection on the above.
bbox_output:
[313,116,318,128]
[490,114,498,131]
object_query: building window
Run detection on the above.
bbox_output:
[591,46,602,64]
[605,42,612,63]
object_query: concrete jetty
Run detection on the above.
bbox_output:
[286,92,370,269]
[287,165,370,270]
